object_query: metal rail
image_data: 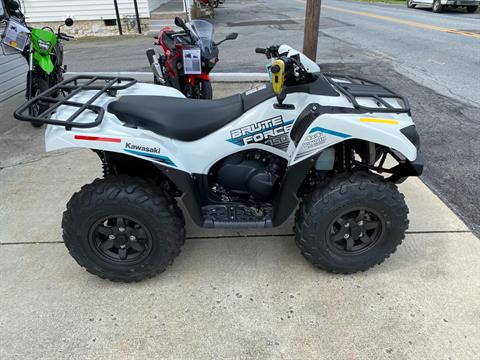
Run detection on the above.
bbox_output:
[323,74,411,114]
[14,75,137,130]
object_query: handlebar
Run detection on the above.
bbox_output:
[59,32,74,41]
[172,32,188,38]
[255,45,280,59]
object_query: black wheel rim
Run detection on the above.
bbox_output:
[89,215,153,264]
[326,207,385,255]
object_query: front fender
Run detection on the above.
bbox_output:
[33,52,54,74]
[292,111,419,165]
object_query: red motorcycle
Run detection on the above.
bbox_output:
[146,17,237,99]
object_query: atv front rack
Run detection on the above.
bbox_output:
[14,75,137,130]
[324,74,410,114]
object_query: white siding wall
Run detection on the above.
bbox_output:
[23,0,151,23]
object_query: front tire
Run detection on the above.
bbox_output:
[433,0,443,12]
[407,0,416,8]
[295,172,409,274]
[29,78,50,128]
[62,176,185,282]
[195,78,213,99]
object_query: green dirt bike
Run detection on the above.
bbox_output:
[6,0,74,127]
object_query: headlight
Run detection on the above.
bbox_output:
[38,40,51,52]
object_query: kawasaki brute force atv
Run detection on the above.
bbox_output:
[15,45,423,282]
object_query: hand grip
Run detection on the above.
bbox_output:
[255,48,267,54]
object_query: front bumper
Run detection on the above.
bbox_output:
[446,1,479,5]
[388,151,424,184]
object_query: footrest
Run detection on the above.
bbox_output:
[202,204,273,228]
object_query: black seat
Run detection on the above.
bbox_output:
[108,95,244,141]
[107,76,338,142]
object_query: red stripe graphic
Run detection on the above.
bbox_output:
[74,135,121,143]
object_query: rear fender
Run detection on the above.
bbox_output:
[45,124,181,170]
[44,83,185,170]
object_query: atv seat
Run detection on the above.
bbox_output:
[107,77,337,141]
[108,95,245,141]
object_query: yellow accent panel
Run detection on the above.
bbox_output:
[360,118,399,125]
[271,59,285,95]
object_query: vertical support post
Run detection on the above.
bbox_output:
[113,0,123,35]
[133,0,142,34]
[184,0,192,21]
[303,0,321,61]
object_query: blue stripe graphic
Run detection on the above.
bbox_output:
[309,127,351,139]
[125,149,176,167]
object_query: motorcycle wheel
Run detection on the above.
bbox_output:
[29,78,50,128]
[194,79,213,99]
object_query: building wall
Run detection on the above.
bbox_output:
[0,22,28,103]
[22,0,151,23]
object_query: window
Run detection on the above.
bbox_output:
[104,19,117,26]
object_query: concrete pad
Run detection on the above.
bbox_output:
[398,178,469,232]
[0,149,469,244]
[1,232,479,359]
[0,150,102,244]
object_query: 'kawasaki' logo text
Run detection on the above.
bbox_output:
[125,143,161,154]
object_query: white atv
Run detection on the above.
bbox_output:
[15,45,423,282]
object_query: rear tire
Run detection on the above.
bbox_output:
[466,5,478,12]
[407,0,416,8]
[62,176,185,282]
[294,172,409,274]
[433,0,443,12]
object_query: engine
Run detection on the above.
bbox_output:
[213,151,285,201]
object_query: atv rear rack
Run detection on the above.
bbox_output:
[324,74,410,114]
[14,75,137,130]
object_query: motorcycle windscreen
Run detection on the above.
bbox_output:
[189,20,215,55]
[33,52,55,74]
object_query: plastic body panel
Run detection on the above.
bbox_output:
[46,81,419,176]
